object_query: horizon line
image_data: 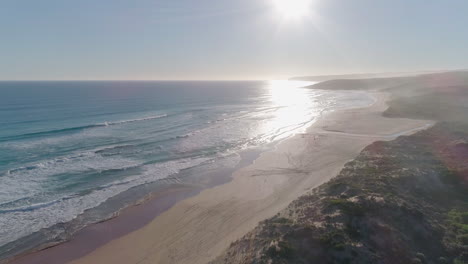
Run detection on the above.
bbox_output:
[1,68,466,82]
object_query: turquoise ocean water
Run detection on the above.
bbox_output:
[0,80,373,258]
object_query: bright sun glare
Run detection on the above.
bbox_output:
[273,0,312,19]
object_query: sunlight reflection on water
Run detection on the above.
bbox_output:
[259,80,319,141]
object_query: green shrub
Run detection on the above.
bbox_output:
[265,241,294,259]
[448,210,468,234]
[272,217,292,224]
[327,199,365,216]
[454,258,468,264]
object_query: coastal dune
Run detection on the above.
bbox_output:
[64,90,431,264]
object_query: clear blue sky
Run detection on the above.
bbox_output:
[1,0,468,80]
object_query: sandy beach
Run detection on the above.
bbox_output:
[4,1,466,262]
[9,91,433,264]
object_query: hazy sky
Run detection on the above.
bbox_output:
[1,0,468,80]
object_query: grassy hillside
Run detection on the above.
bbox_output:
[307,71,468,93]
[383,86,468,123]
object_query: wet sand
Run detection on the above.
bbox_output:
[5,150,263,264]
[8,91,433,264]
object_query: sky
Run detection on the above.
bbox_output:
[1,0,468,80]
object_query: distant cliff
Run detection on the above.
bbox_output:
[290,71,440,82]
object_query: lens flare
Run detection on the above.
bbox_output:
[272,0,312,19]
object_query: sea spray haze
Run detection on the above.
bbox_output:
[0,80,373,258]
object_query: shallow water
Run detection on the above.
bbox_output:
[0,80,374,257]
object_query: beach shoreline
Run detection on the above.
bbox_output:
[3,148,264,264]
[7,90,433,264]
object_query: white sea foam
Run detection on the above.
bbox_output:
[0,114,167,150]
[0,151,141,207]
[103,114,167,126]
[0,156,210,247]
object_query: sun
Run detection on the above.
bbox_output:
[272,0,312,19]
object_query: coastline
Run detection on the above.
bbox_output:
[7,90,433,264]
[4,149,264,264]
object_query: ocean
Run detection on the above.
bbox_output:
[0,80,374,259]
